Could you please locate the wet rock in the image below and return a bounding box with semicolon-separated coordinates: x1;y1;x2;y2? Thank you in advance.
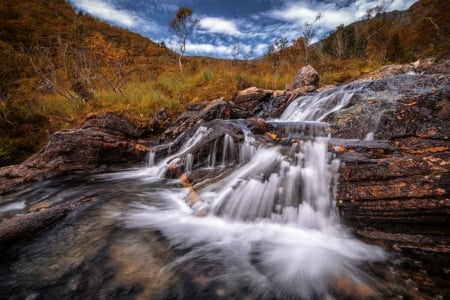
28;129;148;171
0;205;69;245
329;74;450;140
257;86;316;119
146;108;172;137
159;119;247;177
334;72;450;255
162;98;231;140
413;58;450;74
286;65;319;90
232;87;273;117
0;194;100;245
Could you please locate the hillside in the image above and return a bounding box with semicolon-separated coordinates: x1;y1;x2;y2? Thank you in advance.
0;0;449;166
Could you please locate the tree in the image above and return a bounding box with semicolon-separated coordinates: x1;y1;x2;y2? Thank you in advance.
322;24;359;60
362;1;386;20
301;13;321;63
268;37;289;88
231;43;240;64
169;7;199;77
387;32;405;62
86;32;130;95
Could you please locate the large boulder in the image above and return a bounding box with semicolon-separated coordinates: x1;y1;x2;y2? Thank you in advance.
286;65;319;90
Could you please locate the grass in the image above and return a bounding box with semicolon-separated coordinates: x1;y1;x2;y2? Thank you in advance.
23;55;384;132
0;53;393;166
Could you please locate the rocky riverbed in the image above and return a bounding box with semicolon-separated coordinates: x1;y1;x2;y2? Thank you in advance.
0;59;449;299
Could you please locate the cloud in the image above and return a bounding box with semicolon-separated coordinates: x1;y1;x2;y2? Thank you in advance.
268;0;418;32
69;0;164;36
71;0;137;27
268;3;354;29
385;0;417;11
199;17;243;37
186;42;232;56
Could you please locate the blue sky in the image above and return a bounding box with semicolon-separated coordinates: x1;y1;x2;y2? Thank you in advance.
68;0;418;58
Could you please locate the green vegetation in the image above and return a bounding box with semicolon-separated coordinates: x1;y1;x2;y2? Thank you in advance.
0;0;449;166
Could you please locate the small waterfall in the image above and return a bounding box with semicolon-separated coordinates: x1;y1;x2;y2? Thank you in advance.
184;153;193;173
222;134;235;165
281;89;356;121
239;128;257;165
147;150;156;166
122;84;386;299
181;126;211;151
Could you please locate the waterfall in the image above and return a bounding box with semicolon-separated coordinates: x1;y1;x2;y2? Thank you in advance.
123;88;386;299
239;128;257;165
147;150;156;166
222;134;235;165
281;89;355;121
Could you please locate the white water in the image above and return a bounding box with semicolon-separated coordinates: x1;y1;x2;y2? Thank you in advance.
281;89;355;121
121;89;386;299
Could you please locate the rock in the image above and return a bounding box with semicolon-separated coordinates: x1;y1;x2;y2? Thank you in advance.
81;112;146;138
317;85;337;93
332;72;450;255
0;112;150;194
358;59;450;82
358;64;415;81
286;65;319;90
232;87;273;116
0;195;99;245
273;90;286;97
146;108;172;137
285;85;316;100
162;99;231;140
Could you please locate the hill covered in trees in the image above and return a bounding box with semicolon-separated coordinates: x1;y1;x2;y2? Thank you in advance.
0;0;449;166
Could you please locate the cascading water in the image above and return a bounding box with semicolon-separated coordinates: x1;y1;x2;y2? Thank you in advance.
121;89;387;299
2;75;446;299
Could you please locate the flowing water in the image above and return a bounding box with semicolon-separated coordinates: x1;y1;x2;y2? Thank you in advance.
0;76;448;299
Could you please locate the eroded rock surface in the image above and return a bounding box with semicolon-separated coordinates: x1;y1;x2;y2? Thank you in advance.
330;72;450;255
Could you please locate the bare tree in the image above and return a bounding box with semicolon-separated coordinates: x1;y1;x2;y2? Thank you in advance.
231;43;241;63
362;1;386;20
169;7;199;77
268;37;289;88
301;13;321;63
333;25;345;61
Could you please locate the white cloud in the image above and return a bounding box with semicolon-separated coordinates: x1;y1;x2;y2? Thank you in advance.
199;17;243;37
69;0;163;36
269;3;354;29
268;0;418;32
186;42;232;56
386;0;417;11
165;39;232;57
71;0;136;27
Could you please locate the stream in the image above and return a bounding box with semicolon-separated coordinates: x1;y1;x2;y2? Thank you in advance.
0;74;448;299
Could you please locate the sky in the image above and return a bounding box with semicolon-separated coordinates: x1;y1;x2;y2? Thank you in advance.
68;0;418;59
